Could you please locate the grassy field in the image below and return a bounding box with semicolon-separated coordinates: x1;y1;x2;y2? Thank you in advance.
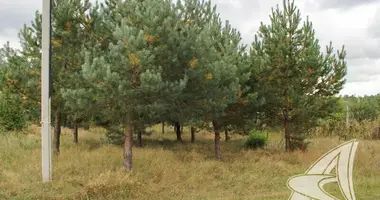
1;125;380;200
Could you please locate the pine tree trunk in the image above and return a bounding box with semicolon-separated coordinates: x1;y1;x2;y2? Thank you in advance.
225;128;230;141
123;121;133;172
191;126;195;143
159;122;164;143
53;109;61;154
137;130;143;147
174;121;182;142
212;120;221;159
73;121;78;144
284;106;290;152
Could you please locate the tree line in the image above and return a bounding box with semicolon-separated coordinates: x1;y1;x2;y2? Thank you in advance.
0;0;347;171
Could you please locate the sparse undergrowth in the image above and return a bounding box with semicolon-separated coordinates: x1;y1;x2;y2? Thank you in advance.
1;125;380;200
289;135;310;152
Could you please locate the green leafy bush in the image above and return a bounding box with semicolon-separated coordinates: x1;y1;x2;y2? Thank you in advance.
244;130;268;149
0;95;26;132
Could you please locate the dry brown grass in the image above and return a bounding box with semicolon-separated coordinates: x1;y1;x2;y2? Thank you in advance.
311;118;380;140
0;124;380;199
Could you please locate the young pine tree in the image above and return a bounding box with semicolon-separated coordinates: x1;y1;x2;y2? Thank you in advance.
250;0;347;151
9;0;94;153
61;0;102;144
77;0;187;171
0;42;40;123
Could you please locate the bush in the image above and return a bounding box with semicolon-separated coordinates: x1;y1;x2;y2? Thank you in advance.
0;95;26;132
244;130;268;149
289;135;310;152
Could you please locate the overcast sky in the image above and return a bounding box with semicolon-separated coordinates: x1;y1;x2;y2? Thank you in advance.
1;0;380;96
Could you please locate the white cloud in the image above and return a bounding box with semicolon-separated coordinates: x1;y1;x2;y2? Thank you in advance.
0;28;21;49
214;0;243;8
341;77;380;96
213;0;380;96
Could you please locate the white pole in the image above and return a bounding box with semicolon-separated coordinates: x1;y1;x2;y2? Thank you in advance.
41;0;52;183
346;103;349;129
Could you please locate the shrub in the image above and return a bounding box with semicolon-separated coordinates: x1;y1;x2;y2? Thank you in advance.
289;135;310;152
244;130;268;149
0;95;26;132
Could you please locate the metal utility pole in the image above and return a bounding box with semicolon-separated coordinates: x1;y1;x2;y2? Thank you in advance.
41;0;52;183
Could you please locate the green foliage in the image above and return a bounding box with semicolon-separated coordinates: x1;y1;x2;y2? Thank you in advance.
349;96;379;122
79;0;186;124
0;0;96;130
244;130;268;149
249;0;347;150
0;94;26;132
103;125;125;146
0;43;39;115
168;0;247;127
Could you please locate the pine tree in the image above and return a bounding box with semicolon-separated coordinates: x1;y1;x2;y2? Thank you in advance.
61;0;102;144
147;0;220;141
207;20;248;158
0;41;41;123
73;0;188;171
215;21;265;137
2;0;95;153
176;1;245;158
0;44;28;131
164;0;253;157
250;0;347;151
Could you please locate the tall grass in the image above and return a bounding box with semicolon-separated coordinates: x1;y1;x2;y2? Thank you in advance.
311;118;380;140
0;125;380;199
